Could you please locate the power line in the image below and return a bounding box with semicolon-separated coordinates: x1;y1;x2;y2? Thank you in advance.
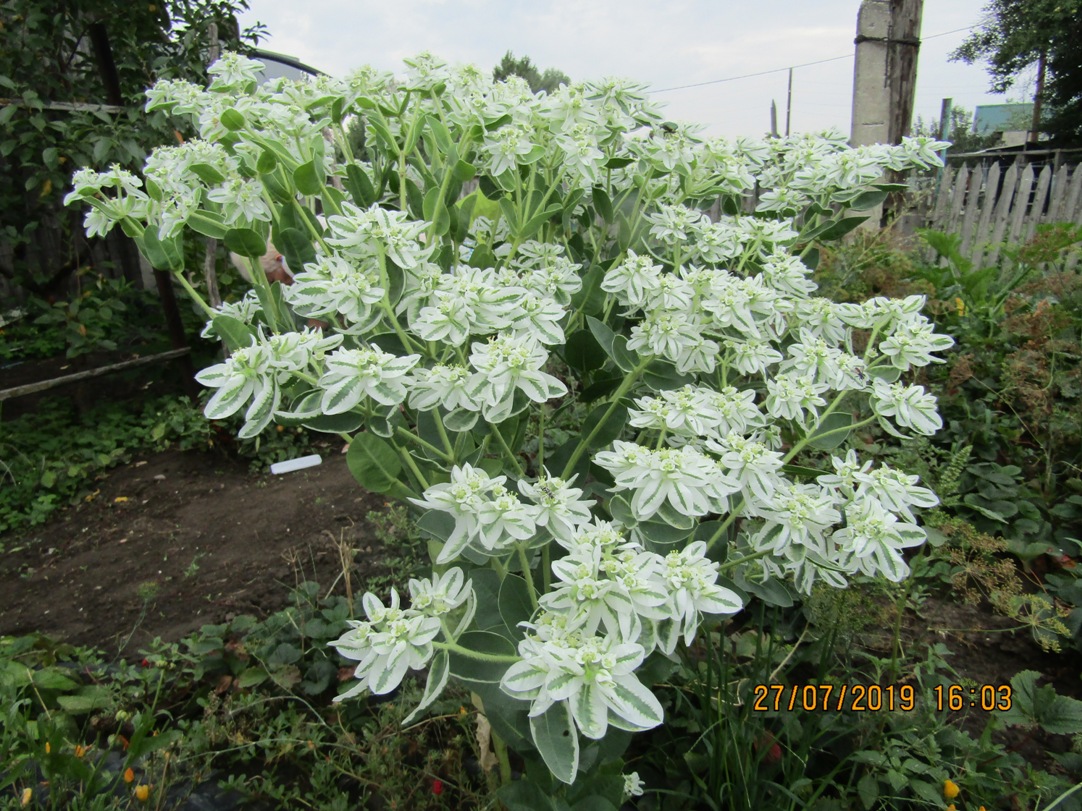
652;24;978;94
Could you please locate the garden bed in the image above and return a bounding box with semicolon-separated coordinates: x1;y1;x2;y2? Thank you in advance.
0;448;388;652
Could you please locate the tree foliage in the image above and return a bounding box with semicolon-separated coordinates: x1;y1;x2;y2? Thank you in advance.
912;105;1001;154
0;0;262;296
951;0;1082;143
492;51;569;95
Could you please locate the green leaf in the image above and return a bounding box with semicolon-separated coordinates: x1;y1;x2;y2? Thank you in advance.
256;150;277;174
29;667;80;692
187;210;228;239
293;159;324;196
452;159;477;183
346;433;403;494
190;162;225;184
563;330;605;375
56;686;113;714
530;703;579;785
643;358;692;391
423;186;451;236
137;228;171;270
999;670;1082;734
403;651;449;724
592;186;613;224
211;315;255;352
237;667;270;689
224;227;270;260
220;108;245;131
847;189;889;211
814;215;868;242
303;411;365;434
498;575;534;639
425;114;453;153
273;226;316;274
610;335;640;373
581;401;628;449
806;412;854;451
498;782;557;811
344;163;376;206
447;630;515;684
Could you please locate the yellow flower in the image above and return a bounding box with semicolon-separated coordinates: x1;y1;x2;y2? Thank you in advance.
74;744;90;758
943;779;960;800
134;784;151;802
44;742;50;754
20;788;32;807
124;767;135;784
954;297;966;316
946;805;956;811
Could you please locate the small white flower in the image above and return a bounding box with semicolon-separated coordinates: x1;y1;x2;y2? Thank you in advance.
318;346;420;414
870;379;943;437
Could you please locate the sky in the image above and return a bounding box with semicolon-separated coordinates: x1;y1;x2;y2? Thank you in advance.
235;0;1026;140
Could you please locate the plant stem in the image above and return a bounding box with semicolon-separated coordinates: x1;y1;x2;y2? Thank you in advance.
432;641;519;663
489;422;525;476
394;426;452;462
516;544;539;611
559;357;650;479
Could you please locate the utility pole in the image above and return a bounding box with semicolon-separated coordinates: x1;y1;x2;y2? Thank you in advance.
850;0;924;146
886;0;923;145
1029;49;1046;144
785;68;793;136
850;0;924;225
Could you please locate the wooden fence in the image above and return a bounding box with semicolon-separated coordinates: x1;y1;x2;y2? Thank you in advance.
922;161;1082;269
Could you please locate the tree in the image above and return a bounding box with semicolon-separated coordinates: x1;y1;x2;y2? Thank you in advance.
492;51;569;94
0;0;262;297
912;105;1000;154
951;0;1082;144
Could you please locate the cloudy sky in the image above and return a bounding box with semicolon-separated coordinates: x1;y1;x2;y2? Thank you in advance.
236;0;1025;139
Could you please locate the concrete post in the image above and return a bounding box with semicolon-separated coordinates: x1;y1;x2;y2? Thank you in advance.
850;0;891;148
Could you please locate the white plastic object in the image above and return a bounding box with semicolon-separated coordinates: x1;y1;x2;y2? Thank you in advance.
270;454;323;475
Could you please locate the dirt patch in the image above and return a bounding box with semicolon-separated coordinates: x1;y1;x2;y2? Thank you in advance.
0;448;388;653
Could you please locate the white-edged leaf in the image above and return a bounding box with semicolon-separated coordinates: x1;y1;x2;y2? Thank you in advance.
402;651;449;725
204;376;253;419
321;376;363;415
602;676;664;731
529;702;579;784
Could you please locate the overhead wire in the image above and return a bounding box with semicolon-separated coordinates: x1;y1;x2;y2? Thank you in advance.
651;24;979;94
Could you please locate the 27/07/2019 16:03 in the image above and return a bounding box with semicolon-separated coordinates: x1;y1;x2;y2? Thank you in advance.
751;683;1013;713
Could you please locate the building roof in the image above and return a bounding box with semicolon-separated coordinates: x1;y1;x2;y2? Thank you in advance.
250;48;324;83
973;103;1034;135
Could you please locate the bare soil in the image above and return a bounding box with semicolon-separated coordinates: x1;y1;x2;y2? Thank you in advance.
0;448;388;653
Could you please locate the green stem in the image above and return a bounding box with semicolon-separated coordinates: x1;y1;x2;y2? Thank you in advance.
559;357;651;479
394;426;452;462
516;544;539;611
492;731;513;786
432;641;519;663
784;413;877;465
704;497;745;554
433;410;456;459
489;422;525;476
396;444;430;490
172;271;215;320
716;548;773;573
781;391;852;464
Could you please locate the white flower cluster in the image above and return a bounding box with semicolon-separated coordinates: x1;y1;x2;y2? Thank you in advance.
498;517;742;738
66;51;957;777
331;569;473;699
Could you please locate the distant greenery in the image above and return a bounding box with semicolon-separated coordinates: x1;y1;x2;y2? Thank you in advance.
0;0;262;298
951;0;1082;143
911;104;1001;154
492;51;569;94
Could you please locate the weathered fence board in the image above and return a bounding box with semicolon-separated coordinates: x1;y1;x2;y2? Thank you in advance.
923;160;1082;269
